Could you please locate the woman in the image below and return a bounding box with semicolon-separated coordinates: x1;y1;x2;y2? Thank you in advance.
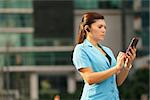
72;12;136;100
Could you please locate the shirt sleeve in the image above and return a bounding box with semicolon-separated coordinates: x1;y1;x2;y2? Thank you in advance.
72;45;92;70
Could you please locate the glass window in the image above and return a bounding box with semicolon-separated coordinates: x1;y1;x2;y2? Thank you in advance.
0;0;32;8
74;0;122;9
0;33;33;47
74;0;98;9
0;33;20;47
34;38;73;46
34;52;72;65
4;51;72;66
0;14;33;27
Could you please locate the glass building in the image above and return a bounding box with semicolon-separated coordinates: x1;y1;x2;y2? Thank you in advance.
0;0;149;100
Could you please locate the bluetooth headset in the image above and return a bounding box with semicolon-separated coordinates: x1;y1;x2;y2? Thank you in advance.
86;28;90;32
85;25;90;32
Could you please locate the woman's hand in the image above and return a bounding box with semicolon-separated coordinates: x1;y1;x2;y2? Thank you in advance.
116;52;126;74
124;47;137;69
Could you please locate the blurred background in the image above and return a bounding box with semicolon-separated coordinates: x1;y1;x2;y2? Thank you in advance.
0;0;149;100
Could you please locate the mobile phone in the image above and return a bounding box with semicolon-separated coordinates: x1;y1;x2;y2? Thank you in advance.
126;37;139;53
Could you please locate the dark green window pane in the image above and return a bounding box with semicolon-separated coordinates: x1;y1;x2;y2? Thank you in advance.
74;0;122;9
34;52;72;65
4;52;72;66
0;14;33;27
0;33;33;47
0;0;32;8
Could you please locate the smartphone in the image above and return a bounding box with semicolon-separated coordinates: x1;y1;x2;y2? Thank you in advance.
126;37;139;53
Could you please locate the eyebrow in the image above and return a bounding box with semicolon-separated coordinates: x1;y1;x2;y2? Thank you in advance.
98;24;106;27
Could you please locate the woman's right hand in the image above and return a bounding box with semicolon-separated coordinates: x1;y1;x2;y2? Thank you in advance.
116;52;126;74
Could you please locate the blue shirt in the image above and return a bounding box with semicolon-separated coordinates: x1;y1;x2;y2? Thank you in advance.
72;39;120;100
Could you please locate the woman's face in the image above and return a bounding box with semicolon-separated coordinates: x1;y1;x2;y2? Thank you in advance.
89;19;106;42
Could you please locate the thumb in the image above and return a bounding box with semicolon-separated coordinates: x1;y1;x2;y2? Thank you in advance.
125;58;129;64
124;58;129;67
119;55;125;66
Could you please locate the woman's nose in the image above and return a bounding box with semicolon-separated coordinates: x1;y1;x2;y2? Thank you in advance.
102;27;106;33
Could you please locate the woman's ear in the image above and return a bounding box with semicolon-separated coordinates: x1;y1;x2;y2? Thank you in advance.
84;25;90;32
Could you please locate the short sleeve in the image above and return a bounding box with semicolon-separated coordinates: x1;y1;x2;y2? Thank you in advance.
72;45;92;70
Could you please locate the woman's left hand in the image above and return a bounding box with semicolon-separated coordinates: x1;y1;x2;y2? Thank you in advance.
124;47;137;69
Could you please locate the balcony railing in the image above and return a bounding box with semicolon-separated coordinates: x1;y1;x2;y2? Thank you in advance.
0;46;74;66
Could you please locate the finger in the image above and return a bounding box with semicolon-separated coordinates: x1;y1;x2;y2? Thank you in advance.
125;58;129;65
125;58;132;67
118;52;124;57
128;48;136;59
125;58;129;63
118;55;125;64
117;52;121;58
133;48;137;57
133;47;136;52
120;55;126;64
124;58;130;67
119;54;126;62
118;55;124;62
128;47;134;55
126;53;132;60
127;51;132;57
117;52;124;60
130;47;136;55
132;47;137;56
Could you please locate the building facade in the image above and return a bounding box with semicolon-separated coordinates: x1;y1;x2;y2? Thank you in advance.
0;0;149;100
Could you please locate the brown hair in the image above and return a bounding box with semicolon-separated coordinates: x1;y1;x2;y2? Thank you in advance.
76;12;104;44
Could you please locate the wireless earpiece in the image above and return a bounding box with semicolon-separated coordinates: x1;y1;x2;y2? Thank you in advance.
86;28;90;32
85;25;90;32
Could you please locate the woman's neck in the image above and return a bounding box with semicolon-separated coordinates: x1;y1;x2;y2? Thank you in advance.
86;36;98;47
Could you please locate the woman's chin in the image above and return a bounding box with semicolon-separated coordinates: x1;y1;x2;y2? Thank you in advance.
99;38;104;42
96;39;103;42
94;37;105;42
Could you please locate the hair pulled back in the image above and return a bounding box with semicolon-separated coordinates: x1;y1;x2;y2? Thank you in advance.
76;12;104;44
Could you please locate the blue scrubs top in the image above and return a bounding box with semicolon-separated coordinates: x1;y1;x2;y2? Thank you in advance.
72;39;120;100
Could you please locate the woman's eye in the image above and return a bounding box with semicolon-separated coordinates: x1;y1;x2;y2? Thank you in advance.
98;25;106;29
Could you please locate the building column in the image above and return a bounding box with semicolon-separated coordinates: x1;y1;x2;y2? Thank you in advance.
67;75;76;94
0;73;3;90
30;72;38;100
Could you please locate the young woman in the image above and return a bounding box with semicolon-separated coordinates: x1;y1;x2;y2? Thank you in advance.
72;12;136;100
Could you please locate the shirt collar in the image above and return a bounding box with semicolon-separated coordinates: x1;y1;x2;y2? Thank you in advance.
83;39;111;66
83;39;93;47
83;39;102;48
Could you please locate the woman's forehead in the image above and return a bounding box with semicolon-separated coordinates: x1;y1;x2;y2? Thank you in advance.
93;19;106;26
92;19;106;26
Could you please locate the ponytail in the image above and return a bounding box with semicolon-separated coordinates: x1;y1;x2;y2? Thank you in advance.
76;22;86;44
